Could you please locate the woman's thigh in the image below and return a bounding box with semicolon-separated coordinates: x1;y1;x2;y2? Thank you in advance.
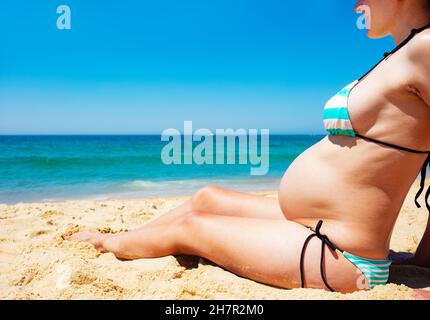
179;211;363;293
192;186;286;220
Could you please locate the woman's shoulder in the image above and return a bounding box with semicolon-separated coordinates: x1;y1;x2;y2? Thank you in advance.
404;29;430;106
406;29;430;60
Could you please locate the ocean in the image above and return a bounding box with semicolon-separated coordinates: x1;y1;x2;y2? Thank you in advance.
0;135;324;204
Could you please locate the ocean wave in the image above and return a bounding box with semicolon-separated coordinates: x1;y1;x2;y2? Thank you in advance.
117;177;280;192
0;155;162;168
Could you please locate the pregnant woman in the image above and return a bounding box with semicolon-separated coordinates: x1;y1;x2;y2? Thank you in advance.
68;0;430;293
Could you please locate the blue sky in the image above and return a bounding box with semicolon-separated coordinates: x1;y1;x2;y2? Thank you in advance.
0;0;393;134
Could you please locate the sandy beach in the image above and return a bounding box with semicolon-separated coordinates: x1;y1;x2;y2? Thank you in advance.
1;182;429;300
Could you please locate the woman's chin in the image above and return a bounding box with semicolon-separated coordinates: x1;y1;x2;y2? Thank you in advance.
366;32;379;39
366;29;389;39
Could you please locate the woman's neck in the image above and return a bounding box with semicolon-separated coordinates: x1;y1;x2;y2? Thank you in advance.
391;4;430;45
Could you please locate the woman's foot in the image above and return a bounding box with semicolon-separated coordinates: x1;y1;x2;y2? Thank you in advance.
66;218;182;260
66;231;111;253
67;230;148;259
66;200;191;259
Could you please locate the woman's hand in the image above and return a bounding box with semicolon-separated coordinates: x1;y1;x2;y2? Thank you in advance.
389;251;430;268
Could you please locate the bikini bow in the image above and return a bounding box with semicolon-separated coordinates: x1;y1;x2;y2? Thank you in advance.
300;220;343;292
312;220;340;252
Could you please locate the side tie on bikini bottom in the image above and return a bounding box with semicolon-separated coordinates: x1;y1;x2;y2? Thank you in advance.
299;220;343;292
414;153;430;214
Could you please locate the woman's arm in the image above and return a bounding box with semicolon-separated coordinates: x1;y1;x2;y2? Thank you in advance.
391;31;430;267
407;31;430;107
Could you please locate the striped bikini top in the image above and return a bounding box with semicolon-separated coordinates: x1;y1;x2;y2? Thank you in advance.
322;22;430;215
323;80;358;137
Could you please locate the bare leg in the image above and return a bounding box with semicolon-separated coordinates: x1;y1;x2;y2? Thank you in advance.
146;186;285;229
189;186;285;219
68;211;361;292
69;186;285;250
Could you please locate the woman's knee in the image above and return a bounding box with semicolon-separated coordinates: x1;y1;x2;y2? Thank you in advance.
191;185;224;210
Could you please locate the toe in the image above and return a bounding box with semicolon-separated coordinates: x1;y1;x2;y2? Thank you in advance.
67;231;93;242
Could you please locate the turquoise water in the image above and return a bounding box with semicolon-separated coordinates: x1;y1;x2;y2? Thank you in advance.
0;135;324;203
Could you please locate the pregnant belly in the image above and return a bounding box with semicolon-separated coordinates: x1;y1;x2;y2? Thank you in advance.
277;137;412;257
278;146;353;223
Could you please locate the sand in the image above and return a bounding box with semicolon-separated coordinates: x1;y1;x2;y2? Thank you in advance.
0;183;429;300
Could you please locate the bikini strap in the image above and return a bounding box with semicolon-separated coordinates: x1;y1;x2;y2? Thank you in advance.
383;21;430;58
358;21;430;82
415;153;430;214
355;133;430;154
300;220;343;292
